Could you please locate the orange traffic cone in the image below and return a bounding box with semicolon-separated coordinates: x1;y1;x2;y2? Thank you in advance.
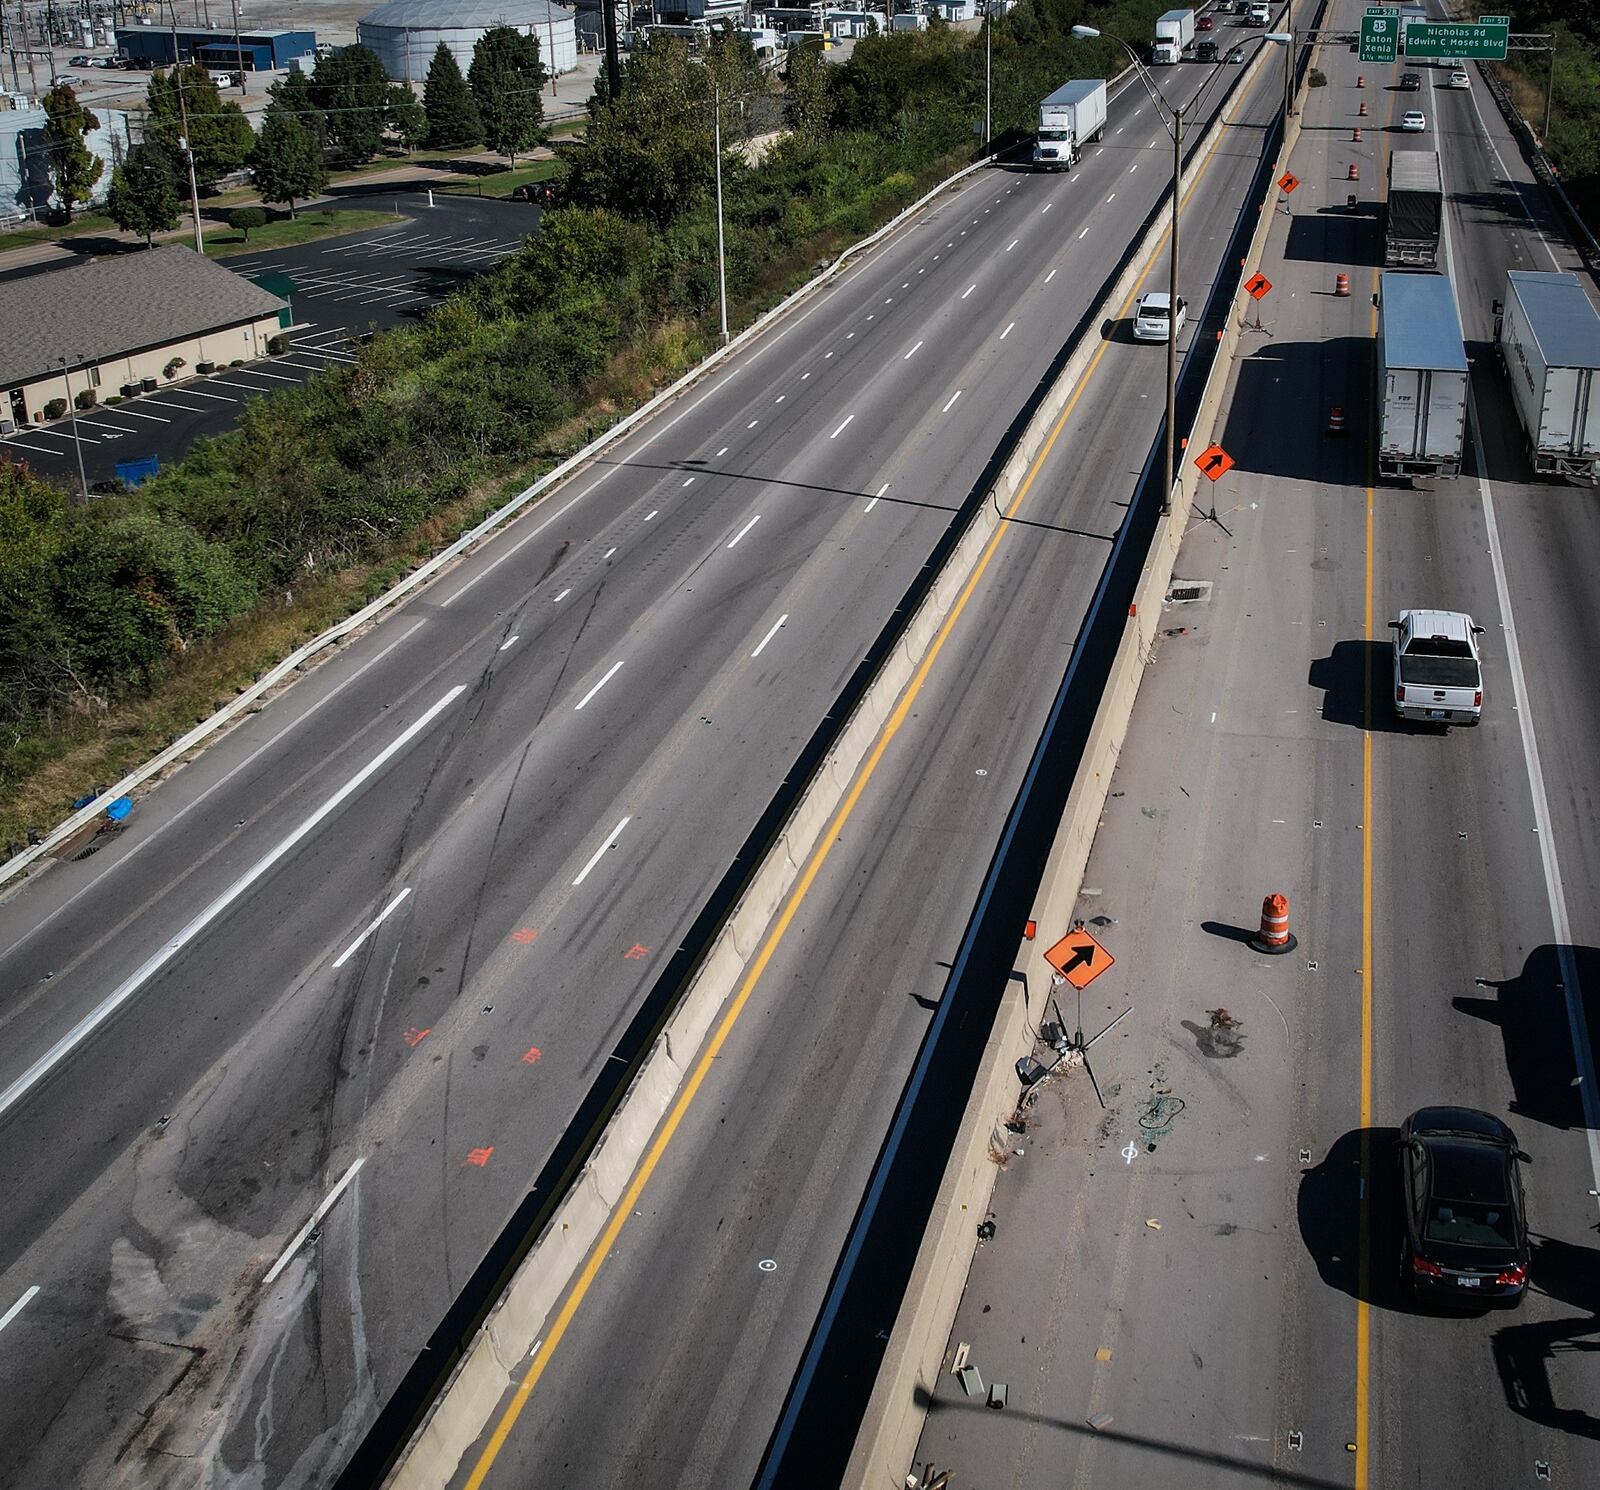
1335;272;1351;296
1250;894;1298;955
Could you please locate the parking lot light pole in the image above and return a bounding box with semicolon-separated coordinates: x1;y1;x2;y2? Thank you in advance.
57;355;91;506
1071;25;1289;516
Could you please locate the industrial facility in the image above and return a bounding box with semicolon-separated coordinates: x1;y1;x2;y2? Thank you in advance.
356;0;578;84
112;25;317;72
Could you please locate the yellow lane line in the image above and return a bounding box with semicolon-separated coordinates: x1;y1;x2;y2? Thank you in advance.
463;124;1238;1490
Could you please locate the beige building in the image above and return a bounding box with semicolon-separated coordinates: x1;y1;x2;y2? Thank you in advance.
0;246;289;432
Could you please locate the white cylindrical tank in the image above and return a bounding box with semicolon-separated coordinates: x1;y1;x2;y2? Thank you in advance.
357;0;579;84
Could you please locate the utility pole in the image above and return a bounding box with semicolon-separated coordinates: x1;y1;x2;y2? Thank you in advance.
983;5;991;151
1164;101;1180;517
1543;40;1555;140
168;0;203;252
713;78;728;345
230;0;244;91
600;0;620;101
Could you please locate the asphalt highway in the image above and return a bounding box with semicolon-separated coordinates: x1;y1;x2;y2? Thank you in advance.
915;4;1600;1487
0;26;1294;1490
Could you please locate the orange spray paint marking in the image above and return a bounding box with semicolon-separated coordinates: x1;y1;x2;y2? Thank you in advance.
624;944;650;961
521;1047;542;1065
403;1027;431;1048
510;927;540;945
465;1147;494;1167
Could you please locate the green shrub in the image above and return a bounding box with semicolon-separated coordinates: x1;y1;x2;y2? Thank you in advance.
75;388;97;410
228;205;268;239
1309;68;1327;88
42;398;67;420
266;334;291;355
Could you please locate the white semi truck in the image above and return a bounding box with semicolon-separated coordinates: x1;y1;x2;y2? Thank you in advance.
1153;8;1195;65
1494;269;1600;483
1376;270;1468;480
1031;78;1108;170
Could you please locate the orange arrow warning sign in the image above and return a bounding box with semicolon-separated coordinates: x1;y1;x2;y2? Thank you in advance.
1194;444;1235;482
1278;171;1300;193
1244;272;1272;300
1044;926;1115;990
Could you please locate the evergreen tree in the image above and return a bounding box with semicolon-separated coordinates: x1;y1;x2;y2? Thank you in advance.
387;83;429;151
105;141;181;245
309;44;392;162
423;42;482;149
145;65;254;191
249;114;327;218
42;84;102;219
469;26;546;163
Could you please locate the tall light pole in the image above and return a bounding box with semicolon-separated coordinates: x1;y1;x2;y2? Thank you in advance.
983;5;992;152
57;355;91;506
713;79;728;345
1072;25;1289;516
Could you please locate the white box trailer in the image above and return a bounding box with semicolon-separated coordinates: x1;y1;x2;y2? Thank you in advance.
1495;269;1600;482
1377;271;1468;480
1153;8;1195;64
1031;78;1107;170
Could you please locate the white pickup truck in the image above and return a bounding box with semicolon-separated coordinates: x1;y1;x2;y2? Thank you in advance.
1390;609;1485;725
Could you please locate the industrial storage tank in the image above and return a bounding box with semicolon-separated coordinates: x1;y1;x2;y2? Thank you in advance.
357;0;578;84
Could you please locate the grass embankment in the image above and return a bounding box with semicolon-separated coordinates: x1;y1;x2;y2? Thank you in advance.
204;207;403;257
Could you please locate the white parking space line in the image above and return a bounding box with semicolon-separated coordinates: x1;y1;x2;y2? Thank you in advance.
727;513;761;548
0;1286;40;1334
573;659;624;711
227;367;305;383
331;888;412;970
751;614;788;658
571;817;631;887
178;388;237;402
0;687;466;1123
125;397;199;412
0;435;61;453
263;1158;366;1286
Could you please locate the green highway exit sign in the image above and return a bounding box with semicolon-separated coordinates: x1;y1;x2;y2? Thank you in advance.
1403;17;1509;61
1360;8;1398;65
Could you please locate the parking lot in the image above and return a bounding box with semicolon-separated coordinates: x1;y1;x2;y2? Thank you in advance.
2;195;535;487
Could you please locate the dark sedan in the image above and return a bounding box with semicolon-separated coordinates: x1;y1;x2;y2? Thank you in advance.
1399;1107;1530;1308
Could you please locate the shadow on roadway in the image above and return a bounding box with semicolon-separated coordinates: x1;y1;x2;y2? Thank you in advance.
1492;1234;1600;1442
1214;337;1369;480
1285;206;1381;269
916;1388;1352;1486
1453;945;1600;1134
1307;639;1415;733
1298;1126;1416;1312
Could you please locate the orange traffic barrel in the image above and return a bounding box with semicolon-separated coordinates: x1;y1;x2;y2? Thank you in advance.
1357;74;1365;88
1359;100;1368;116
1327;405;1348;436
1250;893;1298;955
1348;161;1360;180
1353;126;1363;141
1334;272;1350;296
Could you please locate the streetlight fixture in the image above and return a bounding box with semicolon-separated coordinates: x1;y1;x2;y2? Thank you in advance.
55;354;91;506
713;80;729;346
1071;25;1289;516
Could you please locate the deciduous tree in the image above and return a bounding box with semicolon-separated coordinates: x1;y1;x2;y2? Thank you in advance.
469;25;546;163
309;44;392;162
249;114;327;217
105;141;181;245
42;84;102;219
145;66;255;191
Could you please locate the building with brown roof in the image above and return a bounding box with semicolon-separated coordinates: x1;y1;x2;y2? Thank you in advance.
0;246;289;434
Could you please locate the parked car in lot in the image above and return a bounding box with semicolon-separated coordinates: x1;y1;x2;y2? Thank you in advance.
54;73;83;86
1390;608;1484;724
1399;1107;1530;1309
1401;109;1428;132
69;53;92;66
1132;291;1187;342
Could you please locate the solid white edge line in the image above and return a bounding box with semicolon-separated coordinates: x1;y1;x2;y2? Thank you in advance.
0;1285;39;1334
728;514;762;547
751;613;789;658
573;659;624;711
1436;138;1600;1198
830;415;854;440
0;689;465;1122
331;887;413;970
263;1157;367;1286
572;816;631;887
